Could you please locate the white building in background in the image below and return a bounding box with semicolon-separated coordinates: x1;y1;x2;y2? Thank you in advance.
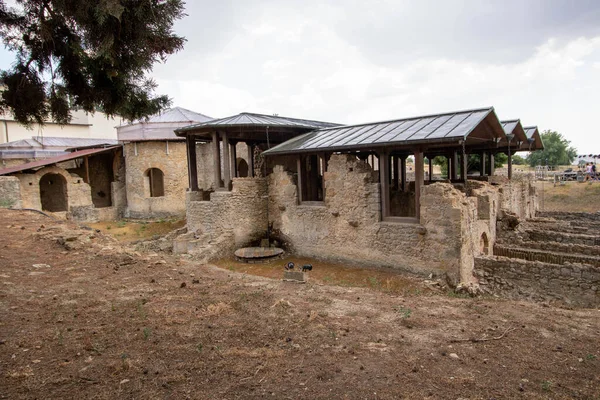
0;109;121;144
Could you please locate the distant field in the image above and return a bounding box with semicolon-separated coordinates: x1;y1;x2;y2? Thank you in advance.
538;180;600;213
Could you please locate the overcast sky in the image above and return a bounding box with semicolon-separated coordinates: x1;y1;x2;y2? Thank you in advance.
1;0;599;152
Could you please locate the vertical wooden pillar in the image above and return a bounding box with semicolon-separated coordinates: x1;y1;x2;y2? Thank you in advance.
84;156;90;184
480;152;486;177
309;155;319;200
414;149;424;221
489;153;495;176
247;143;255;177
230;142;237;178
211;131;222;188
296;156;303;203
451;151;459;181
379;152;390;219
222;132;231;190
186;135;199;191
428;156;433;182
401;156;407;192
319;154;327;200
392;155;399;189
508;148;513;180
462;148;468;184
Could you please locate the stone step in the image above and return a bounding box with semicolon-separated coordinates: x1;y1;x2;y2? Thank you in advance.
495;239;600;258
493;245;600;267
523;229;600;247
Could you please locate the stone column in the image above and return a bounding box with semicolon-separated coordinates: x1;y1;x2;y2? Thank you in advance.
186;135;199;191
222;132;231;190
211;131;222;189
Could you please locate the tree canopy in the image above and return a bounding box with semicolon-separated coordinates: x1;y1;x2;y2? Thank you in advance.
526;130;577;167
0;0;186;126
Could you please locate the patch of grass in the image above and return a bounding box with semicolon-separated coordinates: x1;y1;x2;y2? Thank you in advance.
541;380;552;391
143;327;151;340
0;199;15;208
117;221;127;228
367;276;381;288
446;290;470;299
106;225;111;230
196;343;203;353
586;354;597;361
394;306;412;319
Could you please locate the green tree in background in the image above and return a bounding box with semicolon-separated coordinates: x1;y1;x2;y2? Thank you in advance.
526;130;576;167
512;154;527;165
433;153;507;178
0;0;186;126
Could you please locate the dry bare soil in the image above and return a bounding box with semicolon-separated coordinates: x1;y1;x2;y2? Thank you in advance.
1;210;599;399
539;180;600;213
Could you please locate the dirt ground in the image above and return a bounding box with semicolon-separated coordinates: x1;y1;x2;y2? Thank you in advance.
538;180;600;213
1;210;599;399
88;218;186;242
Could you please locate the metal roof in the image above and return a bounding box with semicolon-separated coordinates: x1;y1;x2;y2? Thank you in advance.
117;107;214;141
263;107;502;155
121;106;213;126
523;126;544;150
0;146;120;176
175;112;339;135
0;136;118;149
500;119;528;149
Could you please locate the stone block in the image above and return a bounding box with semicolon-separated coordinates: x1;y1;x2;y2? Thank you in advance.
283;271;307;282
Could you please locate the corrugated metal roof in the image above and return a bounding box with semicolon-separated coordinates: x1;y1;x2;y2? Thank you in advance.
0;146;120;176
523;126;544;150
523;126;538;140
263;107;497;155
175;112;339;135
0;137;118;149
501;120;519;135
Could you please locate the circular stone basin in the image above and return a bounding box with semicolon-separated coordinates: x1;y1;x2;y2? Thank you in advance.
234;247;284;263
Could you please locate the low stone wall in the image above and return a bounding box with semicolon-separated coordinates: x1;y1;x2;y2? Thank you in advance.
498;176;538;219
538;211;600;222
185;178;268;259
0;176;22;208
525;229;599;246
494;245;600;267
475;256;599;307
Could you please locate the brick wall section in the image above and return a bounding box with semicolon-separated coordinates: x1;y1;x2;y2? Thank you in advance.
494;245;600;267
475;256;600;307
0;176;22;208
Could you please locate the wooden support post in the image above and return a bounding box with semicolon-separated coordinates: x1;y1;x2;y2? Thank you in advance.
222;132;231;190
309;155;319;200
414;149;424;221
428;156;433;182
230;142;237;178
212;131;222;188
451;151;459;181
247;143;255;177
379;152;390;219
392;155;399;189
296;156;303;203
462;147;468;184
507;148;513;180
84;156;90;184
489;153;495;176
401;156;407;192
480;152;486;177
320;154;327;200
186;135;199;191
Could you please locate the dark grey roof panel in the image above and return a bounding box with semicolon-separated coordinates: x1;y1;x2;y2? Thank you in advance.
263;107;498;156
523;126;538;139
501;120;519;135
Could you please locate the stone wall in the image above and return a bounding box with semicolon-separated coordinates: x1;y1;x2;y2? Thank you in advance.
267;154;499;282
475;256;599;307
125;141;250;218
0;176;22;208
124;141;189;218
498;175;538;219
184;178;268;259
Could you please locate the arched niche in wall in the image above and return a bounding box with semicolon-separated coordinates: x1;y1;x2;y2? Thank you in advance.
145;168;165;197
39;173;68;212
